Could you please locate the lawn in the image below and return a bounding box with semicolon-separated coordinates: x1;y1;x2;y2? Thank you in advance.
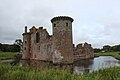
0;63;120;80
95;52;120;60
0;52;120;61
0;52;22;60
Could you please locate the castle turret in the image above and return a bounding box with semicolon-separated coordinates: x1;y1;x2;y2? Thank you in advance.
22;26;31;59
51;16;74;64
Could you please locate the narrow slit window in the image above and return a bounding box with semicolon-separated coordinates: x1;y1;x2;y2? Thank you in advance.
25;41;27;44
66;23;68;26
53;23;56;27
25;47;26;50
36;32;39;43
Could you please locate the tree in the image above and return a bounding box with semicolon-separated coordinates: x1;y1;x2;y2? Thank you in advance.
110;44;120;52
102;45;111;52
0;43;2;51
12;44;20;52
94;48;101;53
14;39;23;52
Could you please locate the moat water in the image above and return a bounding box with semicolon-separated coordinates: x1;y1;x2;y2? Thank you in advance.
1;56;120;73
74;56;120;73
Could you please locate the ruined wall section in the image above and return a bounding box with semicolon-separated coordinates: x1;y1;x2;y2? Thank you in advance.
36;41;53;61
30;27;53;61
83;43;94;58
74;43;94;61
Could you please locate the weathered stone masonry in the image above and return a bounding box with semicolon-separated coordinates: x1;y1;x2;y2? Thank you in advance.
22;16;94;64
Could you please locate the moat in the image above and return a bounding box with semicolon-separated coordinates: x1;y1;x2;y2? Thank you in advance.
1;56;120;73
74;56;120;73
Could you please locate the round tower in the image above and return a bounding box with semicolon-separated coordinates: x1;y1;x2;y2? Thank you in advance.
51;16;74;64
22;26;31;60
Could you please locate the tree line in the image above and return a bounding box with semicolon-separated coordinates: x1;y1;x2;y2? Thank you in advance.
0;39;120;53
94;44;120;53
0;39;22;52
0;43;20;52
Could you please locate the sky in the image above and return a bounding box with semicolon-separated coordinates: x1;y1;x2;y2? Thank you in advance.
0;0;120;48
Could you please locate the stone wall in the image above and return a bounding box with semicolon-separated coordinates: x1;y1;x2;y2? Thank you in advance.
29;27;53;61
22;16;94;64
51;16;74;64
74;42;94;61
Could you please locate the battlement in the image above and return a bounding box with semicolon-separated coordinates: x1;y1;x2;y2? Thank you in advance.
51;16;74;23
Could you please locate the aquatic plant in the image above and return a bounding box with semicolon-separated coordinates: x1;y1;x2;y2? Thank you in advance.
0;63;120;80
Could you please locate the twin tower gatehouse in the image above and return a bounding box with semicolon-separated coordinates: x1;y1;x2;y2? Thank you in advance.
22;16;94;64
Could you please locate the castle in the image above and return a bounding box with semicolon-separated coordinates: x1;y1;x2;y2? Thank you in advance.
22;16;94;64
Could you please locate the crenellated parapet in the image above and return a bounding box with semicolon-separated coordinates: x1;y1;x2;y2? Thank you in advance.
51;16;74;23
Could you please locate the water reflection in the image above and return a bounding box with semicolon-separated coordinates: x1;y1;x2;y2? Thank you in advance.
91;56;120;71
73;59;93;73
21;56;120;73
74;56;120;73
22;60;73;71
1;56;120;73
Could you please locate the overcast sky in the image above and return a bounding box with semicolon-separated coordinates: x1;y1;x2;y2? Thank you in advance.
0;0;120;48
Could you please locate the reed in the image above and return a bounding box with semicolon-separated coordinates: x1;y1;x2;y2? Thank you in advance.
0;63;120;80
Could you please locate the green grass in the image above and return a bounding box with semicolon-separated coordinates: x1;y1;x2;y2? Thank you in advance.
0;52;120;80
95;52;120;60
0;63;120;80
0;52;22;60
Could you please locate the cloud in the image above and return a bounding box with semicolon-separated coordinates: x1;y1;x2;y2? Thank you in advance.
0;0;55;43
73;19;120;48
0;0;120;48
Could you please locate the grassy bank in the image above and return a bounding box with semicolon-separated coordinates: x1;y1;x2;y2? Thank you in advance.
0;63;120;80
95;52;120;60
0;52;21;60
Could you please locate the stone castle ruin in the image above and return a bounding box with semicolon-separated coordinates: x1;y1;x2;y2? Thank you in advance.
22;16;94;64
